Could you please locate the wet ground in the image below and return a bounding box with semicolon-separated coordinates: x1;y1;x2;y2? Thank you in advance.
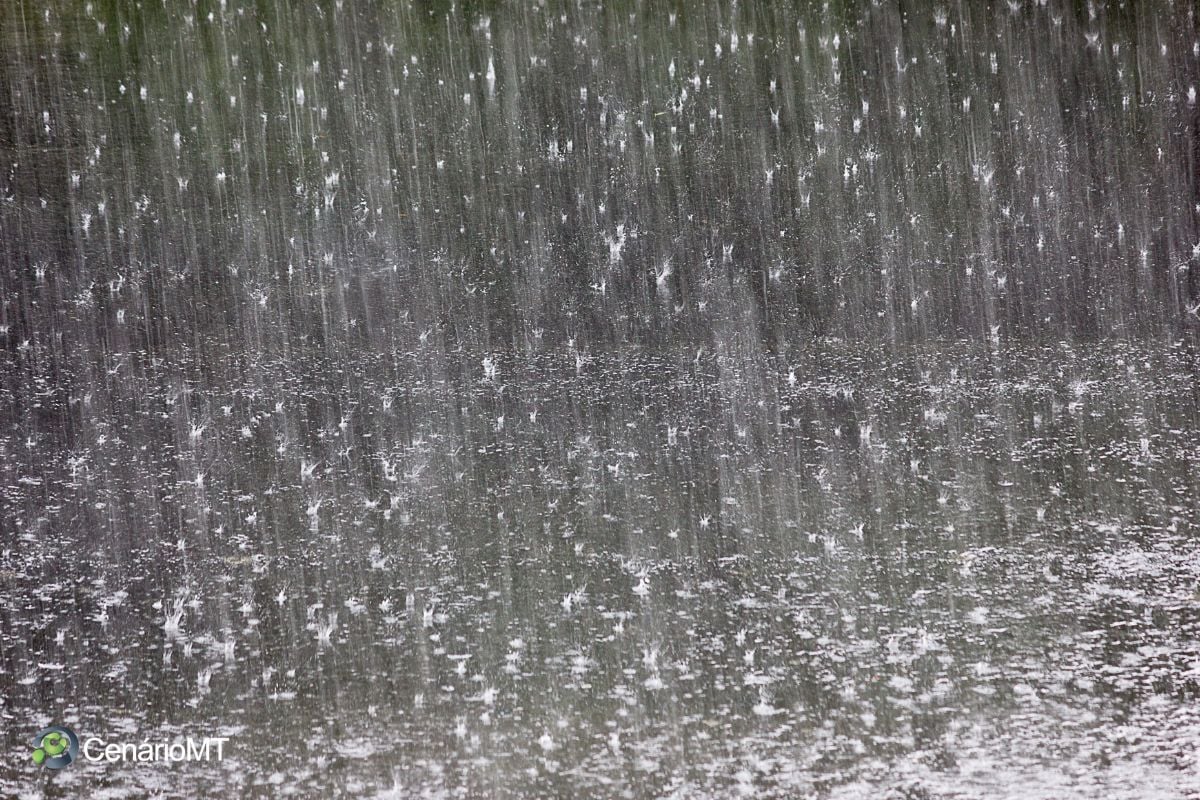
3;340;1200;797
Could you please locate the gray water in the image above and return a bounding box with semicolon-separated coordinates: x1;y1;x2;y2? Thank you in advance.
2;1;1200;798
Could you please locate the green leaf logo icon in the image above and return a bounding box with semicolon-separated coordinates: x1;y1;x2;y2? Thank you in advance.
32;727;79;769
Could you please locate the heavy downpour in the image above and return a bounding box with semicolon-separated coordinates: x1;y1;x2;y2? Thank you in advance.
2;0;1199;797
